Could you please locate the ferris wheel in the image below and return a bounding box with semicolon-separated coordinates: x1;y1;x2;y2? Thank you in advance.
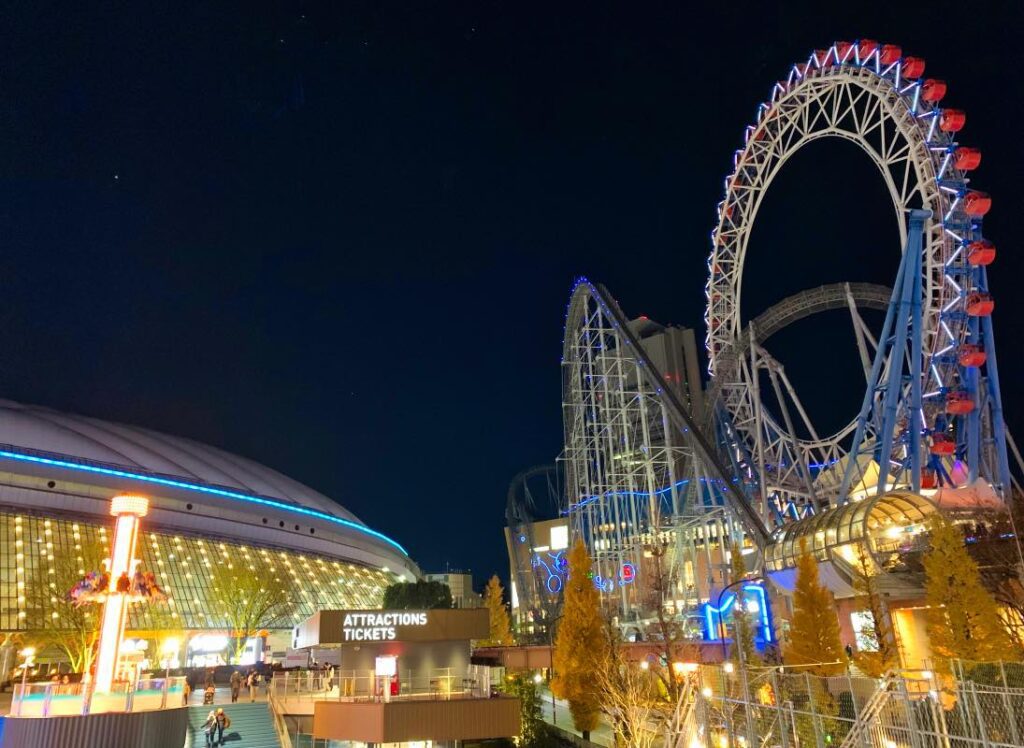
705;41;1010;522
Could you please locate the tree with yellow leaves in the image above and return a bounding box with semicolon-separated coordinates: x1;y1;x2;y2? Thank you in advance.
785;539;845;676
482;575;514;646
552;540;608;739
923;515;1012;663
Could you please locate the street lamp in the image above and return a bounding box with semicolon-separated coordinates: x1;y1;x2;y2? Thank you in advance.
546;612;564;726
17;647;36;716
162;637;180;679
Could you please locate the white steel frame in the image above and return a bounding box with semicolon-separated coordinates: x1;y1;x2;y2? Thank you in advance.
706;45;978;521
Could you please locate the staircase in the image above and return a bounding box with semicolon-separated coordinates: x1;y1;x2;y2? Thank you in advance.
186;703;281;748
838;676;894;748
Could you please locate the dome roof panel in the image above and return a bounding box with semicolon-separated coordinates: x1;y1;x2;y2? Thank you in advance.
0;399;359;523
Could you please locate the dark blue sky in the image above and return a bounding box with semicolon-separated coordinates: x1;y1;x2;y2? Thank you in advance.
2;2;1023;585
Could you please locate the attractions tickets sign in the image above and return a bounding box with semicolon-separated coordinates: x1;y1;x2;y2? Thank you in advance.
293;608;490;648
342;611;428;641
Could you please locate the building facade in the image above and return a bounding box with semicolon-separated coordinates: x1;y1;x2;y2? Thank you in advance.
424;571;481;609
0;398;418;668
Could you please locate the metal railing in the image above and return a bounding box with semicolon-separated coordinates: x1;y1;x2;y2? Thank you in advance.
269;668;488;704
688;664;1024;748
11;676;187;718
266;687;295;748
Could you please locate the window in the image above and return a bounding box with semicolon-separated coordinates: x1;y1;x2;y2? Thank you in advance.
550;524;569;551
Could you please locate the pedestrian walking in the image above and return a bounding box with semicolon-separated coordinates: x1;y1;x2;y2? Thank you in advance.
202;710;217;748
229;670;242;703
247;670;257;702
210;707;231;746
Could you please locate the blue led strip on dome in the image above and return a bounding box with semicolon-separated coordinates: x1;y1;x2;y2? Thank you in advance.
0;448;409;556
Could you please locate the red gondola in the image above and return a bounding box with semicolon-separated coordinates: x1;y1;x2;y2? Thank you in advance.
858;39;879;59
921;79;947;102
931;434;955;456
966;239;995;266
958;344;987;368
966;292;994;317
953;147;981;171
945;390;974;415
921;470;938;490
902;57;926;78
815;49;832;67
880;44;902;66
835;41;853;61
963;191;991;217
940;109;966;132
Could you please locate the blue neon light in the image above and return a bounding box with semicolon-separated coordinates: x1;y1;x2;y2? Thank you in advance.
702;583;774;644
532;550;566;594
0;448;408;556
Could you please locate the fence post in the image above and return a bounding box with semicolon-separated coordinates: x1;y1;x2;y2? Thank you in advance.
739;665;757;748
968;681;993;748
81;680;93;715
160;677;169;709
42;684;53;717
900;676;926;748
770;670;788;748
804;673;825;748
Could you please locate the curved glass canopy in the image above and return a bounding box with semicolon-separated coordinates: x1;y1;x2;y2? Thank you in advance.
765;491;937;572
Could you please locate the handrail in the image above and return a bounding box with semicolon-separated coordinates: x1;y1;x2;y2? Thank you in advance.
838;674;895;748
267;689;295;748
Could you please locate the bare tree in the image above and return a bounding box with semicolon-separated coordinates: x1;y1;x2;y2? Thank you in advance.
640;541;700;704
595;631;661;748
209;561;295;663
24;541;106;672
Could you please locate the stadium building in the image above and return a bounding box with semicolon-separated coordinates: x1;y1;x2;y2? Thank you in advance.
0;398;418;668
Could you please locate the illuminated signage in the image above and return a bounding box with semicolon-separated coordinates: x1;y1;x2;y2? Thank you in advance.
342;612;428;641
702;583;775;644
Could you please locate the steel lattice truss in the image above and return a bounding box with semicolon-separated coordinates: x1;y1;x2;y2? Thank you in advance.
561;285;693;588
705;42;1010;522
561;281;769;619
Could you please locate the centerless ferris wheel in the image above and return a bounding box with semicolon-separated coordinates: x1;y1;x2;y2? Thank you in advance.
562;41;1017;603
706;39;1012;526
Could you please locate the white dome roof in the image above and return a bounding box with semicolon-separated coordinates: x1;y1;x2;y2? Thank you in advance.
0;398;360;523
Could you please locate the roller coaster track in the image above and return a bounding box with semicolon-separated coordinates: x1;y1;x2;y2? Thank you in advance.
566;280;771;547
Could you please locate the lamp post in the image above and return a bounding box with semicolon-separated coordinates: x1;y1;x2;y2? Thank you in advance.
161;637;180;680
16;646;36;716
546;612;563;726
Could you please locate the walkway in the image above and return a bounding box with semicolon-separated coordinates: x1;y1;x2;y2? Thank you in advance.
537;686;613;747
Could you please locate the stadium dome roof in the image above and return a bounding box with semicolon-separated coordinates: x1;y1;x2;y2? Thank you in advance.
0;398;359;522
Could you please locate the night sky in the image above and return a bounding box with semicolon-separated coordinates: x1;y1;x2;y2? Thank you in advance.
2;2;1023;586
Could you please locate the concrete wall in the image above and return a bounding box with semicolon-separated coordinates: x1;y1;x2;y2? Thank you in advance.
313;697;520;742
0;707;189;748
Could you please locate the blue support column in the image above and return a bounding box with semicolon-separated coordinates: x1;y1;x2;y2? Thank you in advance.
965;313;981;484
909;233;923;493
837;210;930;502
978;266;1012;497
874;213;925;496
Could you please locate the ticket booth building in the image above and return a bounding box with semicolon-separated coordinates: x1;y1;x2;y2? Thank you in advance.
292;608;520;745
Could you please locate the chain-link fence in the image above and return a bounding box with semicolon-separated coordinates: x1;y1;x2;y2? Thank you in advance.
687;664;1024;748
